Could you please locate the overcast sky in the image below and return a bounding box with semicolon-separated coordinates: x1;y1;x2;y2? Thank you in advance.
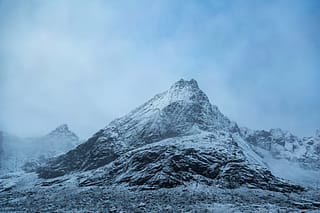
1;0;319;139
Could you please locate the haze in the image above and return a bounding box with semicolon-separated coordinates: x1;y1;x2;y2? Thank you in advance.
0;0;319;139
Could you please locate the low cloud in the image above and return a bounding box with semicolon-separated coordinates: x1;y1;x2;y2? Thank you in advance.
0;0;319;138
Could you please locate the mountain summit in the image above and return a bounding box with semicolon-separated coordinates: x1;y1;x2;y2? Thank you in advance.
165;78;204;105
37;79;303;192
107;79;234;144
47;124;79;143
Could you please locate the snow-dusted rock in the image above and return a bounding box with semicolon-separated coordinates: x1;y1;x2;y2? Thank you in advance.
38;79;234;177
78;133;302;192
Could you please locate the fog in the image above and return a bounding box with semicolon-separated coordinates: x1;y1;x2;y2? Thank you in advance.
1;0;319;139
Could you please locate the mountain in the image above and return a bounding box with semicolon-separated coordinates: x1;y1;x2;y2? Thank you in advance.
37;79;303;192
3;79;320;212
240;127;320;186
0;124;80;174
31;124;80;157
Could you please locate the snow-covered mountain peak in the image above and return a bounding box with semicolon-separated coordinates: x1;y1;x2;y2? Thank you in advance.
134;78;212;116
0;125;81;174
105;79;232;144
37;79;242;179
47;124;79;141
35;79;307;196
164;78;208;105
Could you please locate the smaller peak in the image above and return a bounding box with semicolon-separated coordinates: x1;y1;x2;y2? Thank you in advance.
47;124;79;141
315;129;320;138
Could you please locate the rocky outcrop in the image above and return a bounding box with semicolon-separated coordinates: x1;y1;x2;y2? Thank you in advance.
78;133;303;192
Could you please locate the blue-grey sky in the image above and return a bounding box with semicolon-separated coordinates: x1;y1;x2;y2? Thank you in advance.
0;0;319;138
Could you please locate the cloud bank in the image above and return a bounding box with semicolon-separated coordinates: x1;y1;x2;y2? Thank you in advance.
0;0;319;138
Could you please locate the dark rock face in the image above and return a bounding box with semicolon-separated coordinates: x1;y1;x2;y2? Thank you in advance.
37;130;122;178
37;79;304;193
77;135;303;193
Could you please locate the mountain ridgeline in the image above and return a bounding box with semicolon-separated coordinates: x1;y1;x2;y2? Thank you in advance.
36;79;319;192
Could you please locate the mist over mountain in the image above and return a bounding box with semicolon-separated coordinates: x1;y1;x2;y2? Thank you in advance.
1;1;320;139
0;124;80;174
1;0;320;211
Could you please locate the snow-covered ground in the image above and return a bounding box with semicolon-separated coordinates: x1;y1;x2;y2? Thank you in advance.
0;171;320;212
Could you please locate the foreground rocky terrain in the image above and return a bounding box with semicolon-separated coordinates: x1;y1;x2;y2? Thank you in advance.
0;79;319;212
0;173;320;212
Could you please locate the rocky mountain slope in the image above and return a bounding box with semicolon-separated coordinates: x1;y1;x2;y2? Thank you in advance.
37;79;303;193
0;124;80;174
